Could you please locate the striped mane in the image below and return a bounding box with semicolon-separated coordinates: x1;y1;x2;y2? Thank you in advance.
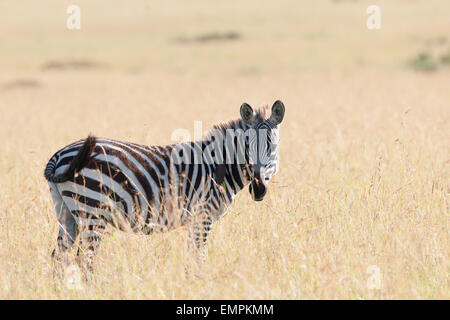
202;106;270;142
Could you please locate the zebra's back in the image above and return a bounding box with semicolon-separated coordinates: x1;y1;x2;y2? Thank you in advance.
45;137;210;234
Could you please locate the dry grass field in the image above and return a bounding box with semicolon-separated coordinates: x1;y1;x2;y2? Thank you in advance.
0;0;449;299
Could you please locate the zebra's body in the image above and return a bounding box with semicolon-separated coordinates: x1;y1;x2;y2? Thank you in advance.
45;101;285;266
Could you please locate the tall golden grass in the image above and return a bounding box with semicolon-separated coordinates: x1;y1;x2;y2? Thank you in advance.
0;0;448;299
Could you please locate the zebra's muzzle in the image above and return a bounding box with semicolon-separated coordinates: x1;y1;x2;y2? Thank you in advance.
249;178;267;201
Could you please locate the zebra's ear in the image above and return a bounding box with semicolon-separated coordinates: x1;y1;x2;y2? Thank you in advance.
215;164;226;185
269;100;285;125
240;103;258;126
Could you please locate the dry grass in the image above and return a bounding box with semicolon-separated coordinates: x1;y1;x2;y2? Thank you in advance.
0;0;449;299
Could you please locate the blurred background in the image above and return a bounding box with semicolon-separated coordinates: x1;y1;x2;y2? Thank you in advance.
2;0;450;73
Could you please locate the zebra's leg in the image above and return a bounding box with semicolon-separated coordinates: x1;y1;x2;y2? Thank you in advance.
188;215;213;262
185;214;213;276
49;183;81;285
49;183;79;259
75;210;107;275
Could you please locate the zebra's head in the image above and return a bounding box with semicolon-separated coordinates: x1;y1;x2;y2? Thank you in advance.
240;100;285;201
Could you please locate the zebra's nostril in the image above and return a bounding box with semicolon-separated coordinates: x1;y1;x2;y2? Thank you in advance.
249;179;267;201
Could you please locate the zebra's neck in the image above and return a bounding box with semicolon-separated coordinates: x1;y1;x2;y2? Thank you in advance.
169;116;254;206
222;160;249;197
202;117;251;197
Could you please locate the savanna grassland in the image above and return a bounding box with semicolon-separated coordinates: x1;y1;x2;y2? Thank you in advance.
0;0;448;299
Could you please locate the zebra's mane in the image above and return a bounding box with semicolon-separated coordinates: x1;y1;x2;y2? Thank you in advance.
202;106;270;142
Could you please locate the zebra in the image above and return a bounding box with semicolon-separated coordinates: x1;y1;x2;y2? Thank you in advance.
45;100;285;269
